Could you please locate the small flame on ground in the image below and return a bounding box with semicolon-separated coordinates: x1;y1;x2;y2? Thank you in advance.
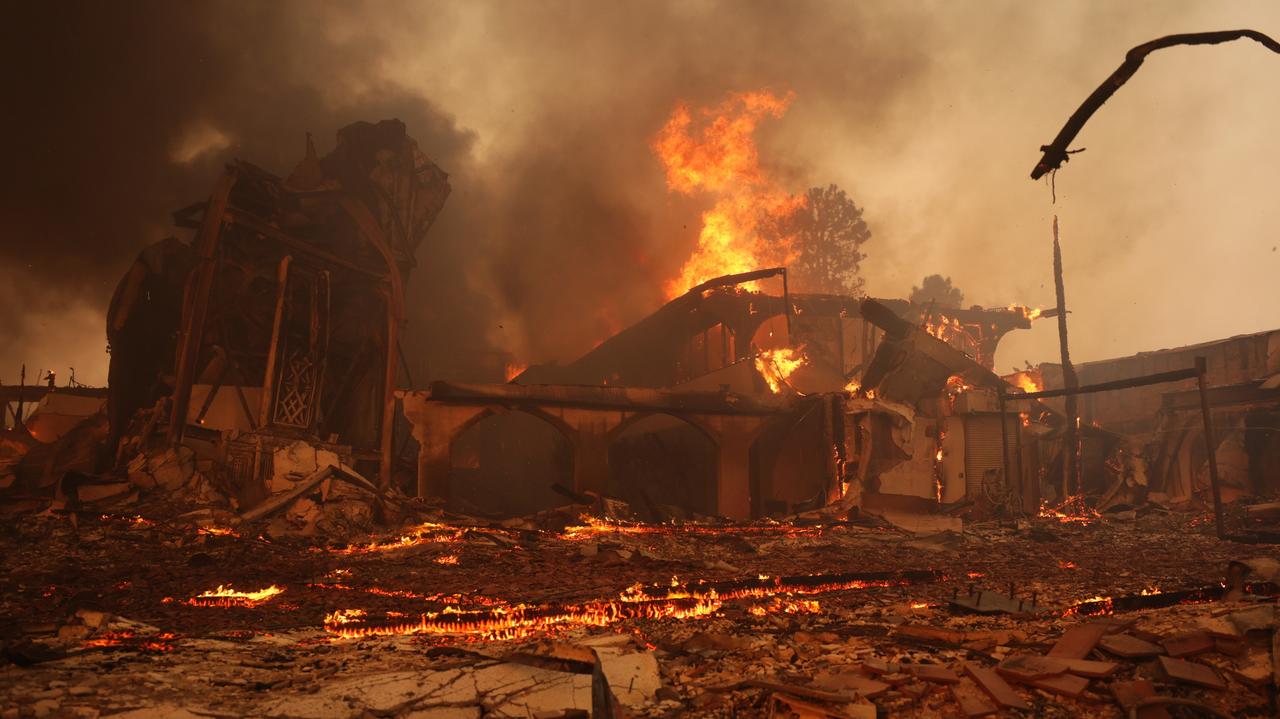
329;522;465;554
560;516;827;540
324;570;939;641
172;584;284;608
1038;497;1101;525
434;554;459;565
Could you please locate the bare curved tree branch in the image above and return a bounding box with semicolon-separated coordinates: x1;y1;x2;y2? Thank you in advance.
1030;29;1280;180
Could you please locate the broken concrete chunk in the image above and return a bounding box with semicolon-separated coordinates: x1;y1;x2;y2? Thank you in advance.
592;649;660;708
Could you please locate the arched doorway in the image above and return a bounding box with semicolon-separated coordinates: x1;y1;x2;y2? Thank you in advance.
750;402;830;517
450;410;574;517
608;414;717;518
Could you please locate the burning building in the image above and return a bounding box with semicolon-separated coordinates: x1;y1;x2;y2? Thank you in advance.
5;18;1280;714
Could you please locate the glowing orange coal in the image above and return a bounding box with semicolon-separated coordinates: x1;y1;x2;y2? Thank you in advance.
653;90;806;297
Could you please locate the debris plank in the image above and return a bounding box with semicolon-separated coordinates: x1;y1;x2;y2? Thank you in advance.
949;678;998;718
1060;658;1118;678
1111;680;1172;719
1025;672;1090;697
1160;630;1214;658
1048;623;1108;659
962;662;1029;710
1157;656;1226;690
996;654;1068;682
1097;633;1163;659
909;664;960;684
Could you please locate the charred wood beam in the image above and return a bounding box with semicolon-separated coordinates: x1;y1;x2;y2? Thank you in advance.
1002;366;1197;401
1162;382;1280;411
223;207;387;281
1195;356;1226;539
168;168;237;444
1052;217;1079;497
336;195;406;490
1030;29;1280;179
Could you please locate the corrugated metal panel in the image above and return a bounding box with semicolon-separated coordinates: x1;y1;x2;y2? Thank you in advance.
964;414;1018;502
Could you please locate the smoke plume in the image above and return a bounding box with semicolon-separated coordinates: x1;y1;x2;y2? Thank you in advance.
3;1;1279;386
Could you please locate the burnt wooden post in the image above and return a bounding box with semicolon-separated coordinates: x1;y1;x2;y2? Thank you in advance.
1195;356;1226;539
997;384;1012;510
258;255;293;426
15;364;25;431
169;169;237;443
1052;216;1080;498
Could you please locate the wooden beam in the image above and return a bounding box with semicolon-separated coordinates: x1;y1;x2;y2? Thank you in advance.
169;168;237;443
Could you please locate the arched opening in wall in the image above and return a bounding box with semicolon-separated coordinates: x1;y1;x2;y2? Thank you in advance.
608;414;717;519
750;314;789;352
450;410;573;518
750;402;830;517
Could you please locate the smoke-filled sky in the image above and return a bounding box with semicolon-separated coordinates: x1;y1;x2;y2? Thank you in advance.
3;0;1278;386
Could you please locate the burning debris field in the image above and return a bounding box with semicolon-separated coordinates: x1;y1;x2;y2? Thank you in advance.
5;4;1280;718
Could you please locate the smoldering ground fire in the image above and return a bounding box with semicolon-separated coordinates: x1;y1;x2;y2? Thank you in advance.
4;4;1280;719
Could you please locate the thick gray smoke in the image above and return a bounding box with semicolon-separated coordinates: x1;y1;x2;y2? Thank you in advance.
3;1;1279;386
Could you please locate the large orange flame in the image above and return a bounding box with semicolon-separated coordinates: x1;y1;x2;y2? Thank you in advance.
653;91;806;297
754;347;807;393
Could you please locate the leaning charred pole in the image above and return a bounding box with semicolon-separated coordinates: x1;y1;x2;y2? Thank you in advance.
1030;29;1280;179
1051;217;1080;498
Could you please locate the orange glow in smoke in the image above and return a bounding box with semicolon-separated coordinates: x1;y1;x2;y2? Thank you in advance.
504;363;527;382
653;91;806;297
755;347;807;393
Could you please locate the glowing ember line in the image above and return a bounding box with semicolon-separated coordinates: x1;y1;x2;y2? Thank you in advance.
172;584;283;608
560;516;828;540
328;522;466;554
1061;582;1279;617
323;570;941;641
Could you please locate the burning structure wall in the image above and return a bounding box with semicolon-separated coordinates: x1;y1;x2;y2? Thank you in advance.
403;270;1043;522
